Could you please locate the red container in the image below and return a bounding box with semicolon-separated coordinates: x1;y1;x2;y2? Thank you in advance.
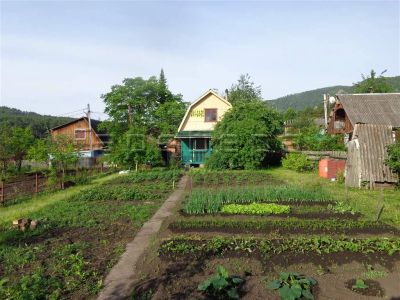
319;158;346;179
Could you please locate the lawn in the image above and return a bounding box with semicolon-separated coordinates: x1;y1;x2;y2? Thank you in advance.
0;169;182;299
132;168;400;300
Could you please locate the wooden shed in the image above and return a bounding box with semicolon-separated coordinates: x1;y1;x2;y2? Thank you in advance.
51;117;108;156
345;124;398;188
327;93;400;139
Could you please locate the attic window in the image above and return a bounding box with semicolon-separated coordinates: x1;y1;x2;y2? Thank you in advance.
205;109;217;122
75;129;86;140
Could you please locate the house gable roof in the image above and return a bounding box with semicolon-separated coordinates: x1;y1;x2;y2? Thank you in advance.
336;93;400;127
51;117;108;143
177;89;232;132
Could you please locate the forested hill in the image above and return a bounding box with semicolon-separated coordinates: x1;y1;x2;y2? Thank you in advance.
0;106;74;138
267;75;400;111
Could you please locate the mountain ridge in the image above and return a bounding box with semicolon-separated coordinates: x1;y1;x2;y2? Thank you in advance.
267;76;400;111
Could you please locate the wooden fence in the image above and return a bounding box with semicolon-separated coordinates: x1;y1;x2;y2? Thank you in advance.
0;166;109;204
286;149;347;160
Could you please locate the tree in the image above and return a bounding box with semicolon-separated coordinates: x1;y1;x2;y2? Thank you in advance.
0;126;13;176
353;69;394;93
108;127;161;170
386;141;400;183
0;126;34;173
294;125;345;151
102;72;185;137
206;101;283;170
28;139;50;165
228;74;262;105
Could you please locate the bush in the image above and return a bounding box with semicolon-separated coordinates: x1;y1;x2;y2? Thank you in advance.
386;141;400;183
206;101;283;170
282;153;314;172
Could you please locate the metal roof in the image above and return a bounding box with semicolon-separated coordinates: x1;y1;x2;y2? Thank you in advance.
337;93;400;127
346;124;398;187
176;131;212;138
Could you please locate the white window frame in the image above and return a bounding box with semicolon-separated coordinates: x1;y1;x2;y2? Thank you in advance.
74;128;87;140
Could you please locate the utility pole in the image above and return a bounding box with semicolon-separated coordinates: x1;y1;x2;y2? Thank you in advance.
86;104;93;152
323;94;329;130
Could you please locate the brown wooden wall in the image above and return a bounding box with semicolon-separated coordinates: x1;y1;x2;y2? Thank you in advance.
51;119;104;150
327;103;354;135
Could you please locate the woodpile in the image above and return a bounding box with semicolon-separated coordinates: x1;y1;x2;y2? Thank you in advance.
12;219;39;231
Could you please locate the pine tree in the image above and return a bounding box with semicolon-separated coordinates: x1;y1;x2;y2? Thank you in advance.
159;68;168;104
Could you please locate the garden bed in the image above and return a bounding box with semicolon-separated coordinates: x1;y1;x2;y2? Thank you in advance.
0;169;182;299
168;218;398;235
133;245;400;300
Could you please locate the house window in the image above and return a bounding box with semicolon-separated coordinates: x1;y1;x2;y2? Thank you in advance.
204;109;217;122
75;129;86;140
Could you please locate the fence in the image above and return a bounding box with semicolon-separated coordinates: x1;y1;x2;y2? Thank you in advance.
0;165;109;204
286;149;347;160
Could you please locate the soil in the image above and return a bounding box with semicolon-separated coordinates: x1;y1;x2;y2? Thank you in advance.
345;279;385;297
132;252;400;300
1;220;138;299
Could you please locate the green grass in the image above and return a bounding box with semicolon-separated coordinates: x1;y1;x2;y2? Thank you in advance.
267;168;400;227
0;173;120;227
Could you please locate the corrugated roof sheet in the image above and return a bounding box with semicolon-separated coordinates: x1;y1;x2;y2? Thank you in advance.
337;93;400;127
352;124;397;184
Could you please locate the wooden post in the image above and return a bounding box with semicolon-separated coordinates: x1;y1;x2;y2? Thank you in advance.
35;173;39;194
375;187;384;222
0;181;4;204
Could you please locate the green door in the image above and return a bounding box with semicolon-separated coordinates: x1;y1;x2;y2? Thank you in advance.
181;138;211;165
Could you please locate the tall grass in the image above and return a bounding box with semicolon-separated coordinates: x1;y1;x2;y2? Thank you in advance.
184;186;331;214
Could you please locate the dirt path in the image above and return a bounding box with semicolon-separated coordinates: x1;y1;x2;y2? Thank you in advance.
97;175;189;300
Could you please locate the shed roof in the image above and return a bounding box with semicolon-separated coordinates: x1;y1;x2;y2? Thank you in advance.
352;123;397;184
336;93;400;127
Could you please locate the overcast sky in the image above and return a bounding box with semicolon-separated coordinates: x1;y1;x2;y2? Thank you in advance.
1;0;399;118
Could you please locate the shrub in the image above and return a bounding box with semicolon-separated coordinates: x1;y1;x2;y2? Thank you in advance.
221;203;290;215
267;272;317;300
198;266;243;299
282;153;314;172
206;101;283;170
386;141;400;183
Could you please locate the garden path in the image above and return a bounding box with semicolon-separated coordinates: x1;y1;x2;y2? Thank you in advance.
97;175;189;300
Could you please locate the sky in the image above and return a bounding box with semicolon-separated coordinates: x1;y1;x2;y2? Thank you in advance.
1;0;399;118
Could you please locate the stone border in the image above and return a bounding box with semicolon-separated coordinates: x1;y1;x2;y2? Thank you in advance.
97;175;188;300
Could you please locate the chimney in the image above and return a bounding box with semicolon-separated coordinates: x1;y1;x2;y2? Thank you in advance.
225;89;229;101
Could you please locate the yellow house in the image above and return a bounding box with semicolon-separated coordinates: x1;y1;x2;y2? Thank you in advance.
176;89;232;165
